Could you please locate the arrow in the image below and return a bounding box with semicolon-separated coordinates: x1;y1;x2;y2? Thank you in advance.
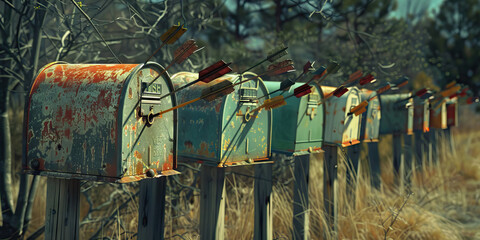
358;74;375;85
251;95;287;113
241;45;289;74
155;60;232;102
150;59;296;117
348;100;369;116
144;24;187;64
396;88;428;103
257;61;315;100
146;39;203;89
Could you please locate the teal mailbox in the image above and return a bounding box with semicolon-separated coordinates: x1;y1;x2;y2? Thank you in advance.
320;86;362;147
171;72;272;166
264;82;324;155
24;62;177;183
379;93;414;135
359;89;381;142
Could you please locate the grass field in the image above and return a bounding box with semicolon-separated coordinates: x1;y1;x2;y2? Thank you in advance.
6;105;480;239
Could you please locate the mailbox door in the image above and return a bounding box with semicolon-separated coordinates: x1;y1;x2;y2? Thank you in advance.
430;101;447;129
446;102;458;127
295;85;324;152
119;63;176;182
220;74;271;165
364;96;381;141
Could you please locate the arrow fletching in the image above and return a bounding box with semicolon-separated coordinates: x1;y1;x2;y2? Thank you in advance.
459;87;469;97
445;81;457;89
303;61;314;74
332;86;349;97
415;88;428;97
294;84;312;98
160;24;187;44
348;70;363;83
376;83;392;95
266;59;295;76
391;76;409;90
279;79;296;91
349;100;369;116
198;61;232;83
201;80;235;102
262;95;287;111
174;39;203;64
266;45;288;62
359;74;375;85
440;85;461;97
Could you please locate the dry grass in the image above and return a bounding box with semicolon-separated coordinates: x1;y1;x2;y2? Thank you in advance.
4;106;480;239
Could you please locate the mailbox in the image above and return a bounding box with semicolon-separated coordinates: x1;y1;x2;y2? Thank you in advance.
359;89;381;142
414;99;430;133
320;86;361;147
264;82;324;155
379;93;414;135
171;72;272;166
430;100;447;129
24;62;177;182
446;99;458;128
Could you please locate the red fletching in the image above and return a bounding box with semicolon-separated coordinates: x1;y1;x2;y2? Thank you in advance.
359;74;375;85
415;88;428;97
294;84;312;98
460;87;469;97
303;61;313;74
198;61;232;83
174;39;202;64
449;93;458;99
333;86;349;97
266;59;295;76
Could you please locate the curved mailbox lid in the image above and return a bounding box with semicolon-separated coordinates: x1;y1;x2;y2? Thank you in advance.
264;82;324;156
359;89;381;142
379;93;414;135
430;100;447;129
320;86;361;147
24;62;177;183
446;98;458;127
171;72;272;167
413;98;430;133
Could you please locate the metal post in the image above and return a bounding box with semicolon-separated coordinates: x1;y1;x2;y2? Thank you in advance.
45;178;80;240
254;163;273;240
138;177;167;240
292;155;310;240
200;165;225;240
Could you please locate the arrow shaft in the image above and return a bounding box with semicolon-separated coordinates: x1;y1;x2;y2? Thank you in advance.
144;41;167;64
153;97;201;118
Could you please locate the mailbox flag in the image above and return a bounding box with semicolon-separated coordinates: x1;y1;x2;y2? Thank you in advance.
174;39;203;64
198;61;232;83
332;86;349;97
294;84;312;98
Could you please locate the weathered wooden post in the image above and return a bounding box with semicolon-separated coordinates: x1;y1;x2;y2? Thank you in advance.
171;72;272;240
264;82;325;240
24;62;178;239
320;86;362;233
378;93;414;188
429;100;447;165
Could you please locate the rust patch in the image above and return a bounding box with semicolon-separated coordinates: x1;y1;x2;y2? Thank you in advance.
184;141;193;149
134;151;142;159
162;155;173;171
128;87;133;99
215;102;222;113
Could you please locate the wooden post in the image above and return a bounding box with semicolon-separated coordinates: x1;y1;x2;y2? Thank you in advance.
292;154;310;240
345;144;360;207
367;142;381;189
138;177;167;240
323;145;338;234
431;130;439;164
444;128;456;156
426;131;433;167
254;164;273;240
392;133;404;188
200;165;225;240
45;178;80;240
414;131;425;169
403;134;413;189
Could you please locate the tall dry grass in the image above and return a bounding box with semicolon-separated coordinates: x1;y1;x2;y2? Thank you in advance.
4;106;480;239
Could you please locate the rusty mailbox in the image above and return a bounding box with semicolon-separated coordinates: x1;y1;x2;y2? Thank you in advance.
430;100;447;129
446;99;458;128
359;89;381;142
414;98;430;133
24;63;177;182
264;82;324;155
379;93;414;135
320;86;362;147
171;72;271;166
